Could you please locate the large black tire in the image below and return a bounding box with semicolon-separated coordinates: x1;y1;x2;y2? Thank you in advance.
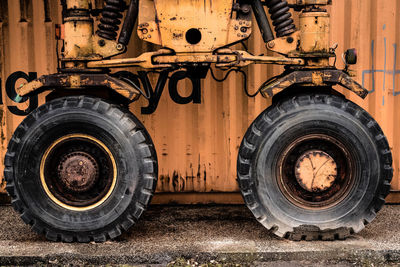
4;96;157;242
237;94;393;240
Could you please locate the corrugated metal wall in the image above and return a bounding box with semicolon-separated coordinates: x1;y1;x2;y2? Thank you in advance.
0;0;399;203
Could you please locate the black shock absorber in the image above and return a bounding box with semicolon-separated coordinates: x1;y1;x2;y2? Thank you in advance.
264;0;296;37
96;0;125;40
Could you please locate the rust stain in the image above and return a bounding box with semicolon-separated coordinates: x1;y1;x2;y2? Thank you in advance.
295;150;337;192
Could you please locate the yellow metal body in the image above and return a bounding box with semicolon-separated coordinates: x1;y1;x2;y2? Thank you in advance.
58;0;335;70
137;0;251;52
86;49;305;69
66;0;90;9
63;17;94;59
17;0;357;100
287;0;331;5
62;0;124;62
299;11;330;54
59;0;317;69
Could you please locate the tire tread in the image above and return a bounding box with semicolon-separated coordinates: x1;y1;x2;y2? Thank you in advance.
4;96;158;243
237;94;393;241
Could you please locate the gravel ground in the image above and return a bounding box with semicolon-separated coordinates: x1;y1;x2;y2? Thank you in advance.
0;204;400;266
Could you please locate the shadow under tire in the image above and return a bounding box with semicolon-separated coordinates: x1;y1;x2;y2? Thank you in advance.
4;96;158;242
237;94;393;240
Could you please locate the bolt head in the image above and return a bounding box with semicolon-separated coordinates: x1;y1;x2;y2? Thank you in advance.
116;43;125;51
98;39;106;47
267;41;275;49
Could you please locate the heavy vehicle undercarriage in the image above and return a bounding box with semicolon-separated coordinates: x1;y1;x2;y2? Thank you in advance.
4;0;393;242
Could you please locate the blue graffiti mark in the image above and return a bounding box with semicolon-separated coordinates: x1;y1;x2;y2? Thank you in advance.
393;44;400;96
362;40;377;93
362;39;400;104
383;37;387;105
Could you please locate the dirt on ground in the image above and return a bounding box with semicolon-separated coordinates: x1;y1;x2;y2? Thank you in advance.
1;204;400;266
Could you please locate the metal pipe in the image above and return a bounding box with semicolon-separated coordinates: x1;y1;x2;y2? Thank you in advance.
251;0;275;43
118;0;139;46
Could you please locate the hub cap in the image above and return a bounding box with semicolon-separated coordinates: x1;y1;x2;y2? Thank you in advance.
40;134;117;211
58;152;99;193
277;134;356;210
294;150;337;192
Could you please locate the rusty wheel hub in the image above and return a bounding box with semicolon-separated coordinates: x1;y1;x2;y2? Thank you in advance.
57;152;99;193
277;134;355;209
40;134;116;211
294;150;337;192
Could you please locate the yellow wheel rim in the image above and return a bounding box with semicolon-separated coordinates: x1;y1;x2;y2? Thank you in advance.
40;134;117;211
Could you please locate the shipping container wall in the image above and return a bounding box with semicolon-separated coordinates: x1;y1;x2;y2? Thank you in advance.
0;0;399;203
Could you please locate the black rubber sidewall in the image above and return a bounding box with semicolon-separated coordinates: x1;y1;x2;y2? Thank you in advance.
255;109;378;228
12;100;149;233
237;94;392;237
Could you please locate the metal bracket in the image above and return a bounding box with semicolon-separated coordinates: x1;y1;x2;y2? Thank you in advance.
86;49;305;69
17;73;140;101
260;69;369;99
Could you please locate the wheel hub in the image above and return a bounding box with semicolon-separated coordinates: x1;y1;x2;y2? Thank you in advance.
294;150;337;192
57;152;99;193
277;134;355;209
41;134;117;211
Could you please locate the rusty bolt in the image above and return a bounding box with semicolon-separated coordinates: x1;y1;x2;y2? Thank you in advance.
267;41;275;49
241;5;251;14
98;39;105;47
234;26;239;30
116;43;125;51
142;28;148;34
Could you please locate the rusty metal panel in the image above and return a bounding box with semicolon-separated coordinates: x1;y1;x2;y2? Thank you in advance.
0;0;399;203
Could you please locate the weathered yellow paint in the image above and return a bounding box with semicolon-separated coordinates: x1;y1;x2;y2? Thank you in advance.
299;11;330;54
287;0;331;5
266;31;300;56
137;0;252;53
66;0;90;9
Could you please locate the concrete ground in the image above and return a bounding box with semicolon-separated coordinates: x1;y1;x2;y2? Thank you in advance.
1;204;400;266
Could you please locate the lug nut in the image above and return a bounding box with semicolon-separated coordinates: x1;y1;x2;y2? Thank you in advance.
116;43;125;51
267;41;275;49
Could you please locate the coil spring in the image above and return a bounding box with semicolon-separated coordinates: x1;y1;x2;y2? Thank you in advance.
265;0;296;37
96;0;125;40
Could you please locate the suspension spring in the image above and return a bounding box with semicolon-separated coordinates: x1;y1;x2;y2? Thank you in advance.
264;0;296;37
96;0;125;40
